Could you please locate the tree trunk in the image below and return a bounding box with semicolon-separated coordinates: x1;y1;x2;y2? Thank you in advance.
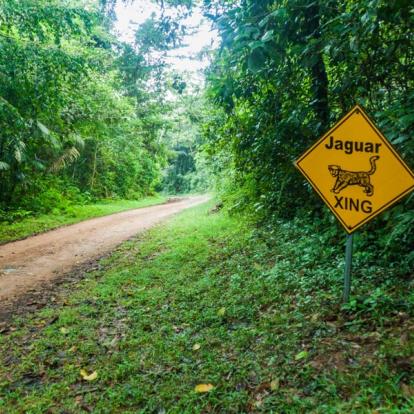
305;1;329;128
90;144;98;190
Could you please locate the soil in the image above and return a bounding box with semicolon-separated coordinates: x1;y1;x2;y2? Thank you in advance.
0;195;209;322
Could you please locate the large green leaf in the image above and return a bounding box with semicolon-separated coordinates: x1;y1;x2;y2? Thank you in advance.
247;47;265;73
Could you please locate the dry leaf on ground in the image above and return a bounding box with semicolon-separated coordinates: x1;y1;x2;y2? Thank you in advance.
270;379;279;391
80;369;98;381
195;383;214;393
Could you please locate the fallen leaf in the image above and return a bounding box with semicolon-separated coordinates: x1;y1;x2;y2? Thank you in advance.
217;307;226;316
270;378;279;391
294;351;309;361
80;369;98;381
193;343;201;351
400;332;409;346
109;337;118;347
195;383;214;393
254;399;263;408
401;383;414;397
311;313;319;323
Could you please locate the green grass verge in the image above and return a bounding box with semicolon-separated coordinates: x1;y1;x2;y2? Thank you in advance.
1;202;413;412
0;195;167;244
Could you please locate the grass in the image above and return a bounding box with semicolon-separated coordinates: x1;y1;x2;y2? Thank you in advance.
1;201;414;413
0;195;167;244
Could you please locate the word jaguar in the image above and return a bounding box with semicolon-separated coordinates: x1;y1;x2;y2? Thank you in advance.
328;156;379;196
325;136;382;155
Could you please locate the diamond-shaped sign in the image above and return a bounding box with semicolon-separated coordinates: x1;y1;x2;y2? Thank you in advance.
295;105;414;233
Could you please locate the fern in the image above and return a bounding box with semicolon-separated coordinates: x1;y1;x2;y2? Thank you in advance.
49;147;80;172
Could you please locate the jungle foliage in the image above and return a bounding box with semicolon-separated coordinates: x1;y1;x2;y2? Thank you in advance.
1;0;413;262
196;0;414;267
162;89;213;194
0;0;205;219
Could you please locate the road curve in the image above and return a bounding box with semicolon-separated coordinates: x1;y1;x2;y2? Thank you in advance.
0;195;209;304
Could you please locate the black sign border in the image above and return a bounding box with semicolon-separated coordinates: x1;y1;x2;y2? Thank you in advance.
295;104;414;234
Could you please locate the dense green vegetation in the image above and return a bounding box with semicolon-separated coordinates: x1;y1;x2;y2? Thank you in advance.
0;1;152;203
2;203;414;412
197;0;414;268
1;0;414;411
1;2;412;243
161;89;212;194
0;0;206;225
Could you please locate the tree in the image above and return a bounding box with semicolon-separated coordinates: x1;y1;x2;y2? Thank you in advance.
201;0;413;257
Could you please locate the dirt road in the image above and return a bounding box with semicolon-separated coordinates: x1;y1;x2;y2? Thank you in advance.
0;196;209;308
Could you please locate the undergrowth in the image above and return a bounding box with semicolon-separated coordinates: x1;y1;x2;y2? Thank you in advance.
0;202;413;413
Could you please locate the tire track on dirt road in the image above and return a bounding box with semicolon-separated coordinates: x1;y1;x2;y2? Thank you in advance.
0;195;209;313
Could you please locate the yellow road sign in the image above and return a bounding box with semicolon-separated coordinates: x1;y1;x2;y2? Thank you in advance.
295;105;414;233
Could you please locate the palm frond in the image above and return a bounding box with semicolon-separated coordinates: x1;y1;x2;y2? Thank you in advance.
37;121;60;148
37;121;50;135
70;133;85;149
14;148;22;163
0;161;10;171
49;147;80;172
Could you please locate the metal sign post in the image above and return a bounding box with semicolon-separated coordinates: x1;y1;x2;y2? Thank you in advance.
294;104;414;302
343;233;354;302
